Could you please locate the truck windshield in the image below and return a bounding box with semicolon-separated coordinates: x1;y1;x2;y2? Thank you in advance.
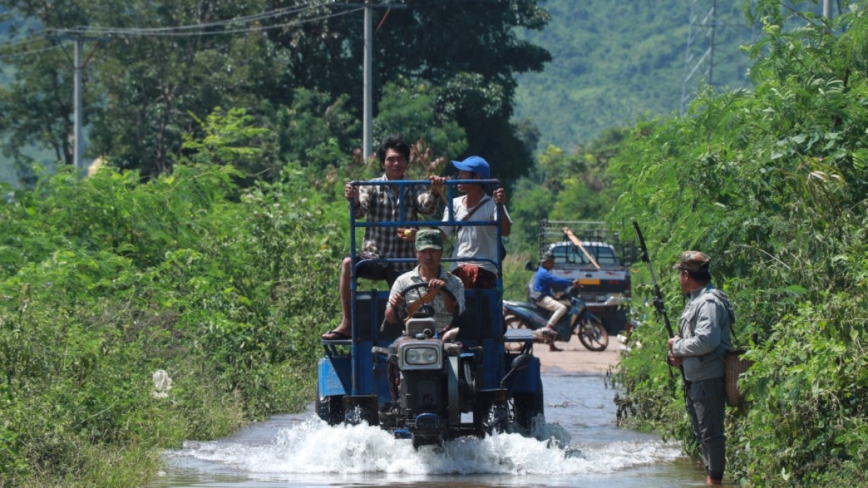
551;244;619;266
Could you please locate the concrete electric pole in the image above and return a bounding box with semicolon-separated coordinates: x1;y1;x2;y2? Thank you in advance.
73;36;84;172
363;1;373;159
54;32;105;173
332;2;406;157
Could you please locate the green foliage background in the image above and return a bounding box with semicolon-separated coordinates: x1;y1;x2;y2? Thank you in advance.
607;2;868;486
0;112;347;485
0;0;547;187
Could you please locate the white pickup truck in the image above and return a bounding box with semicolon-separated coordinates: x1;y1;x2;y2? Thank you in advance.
525;221;633;334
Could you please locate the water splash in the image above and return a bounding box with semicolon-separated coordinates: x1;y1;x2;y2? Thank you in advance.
166;416;682;478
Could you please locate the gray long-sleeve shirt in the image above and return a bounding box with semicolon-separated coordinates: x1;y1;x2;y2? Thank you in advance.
671;284;733;382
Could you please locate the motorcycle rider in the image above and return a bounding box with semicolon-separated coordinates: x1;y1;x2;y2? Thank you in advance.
533;250;580;351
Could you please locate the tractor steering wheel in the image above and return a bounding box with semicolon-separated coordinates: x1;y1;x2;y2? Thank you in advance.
398;281;460;332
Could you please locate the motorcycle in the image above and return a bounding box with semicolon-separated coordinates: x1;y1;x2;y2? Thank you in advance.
503;285;609;351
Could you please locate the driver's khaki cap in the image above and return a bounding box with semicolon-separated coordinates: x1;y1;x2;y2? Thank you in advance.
415;229;443;251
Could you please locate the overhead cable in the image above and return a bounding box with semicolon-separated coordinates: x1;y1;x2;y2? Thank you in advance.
46;2;360;38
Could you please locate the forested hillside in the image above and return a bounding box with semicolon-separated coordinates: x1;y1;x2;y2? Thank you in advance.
514;0;762;151
0;0;549;187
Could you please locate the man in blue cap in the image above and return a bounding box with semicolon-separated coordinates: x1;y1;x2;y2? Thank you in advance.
433;156;512;289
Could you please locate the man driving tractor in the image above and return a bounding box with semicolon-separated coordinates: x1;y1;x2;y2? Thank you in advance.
384;229;465;339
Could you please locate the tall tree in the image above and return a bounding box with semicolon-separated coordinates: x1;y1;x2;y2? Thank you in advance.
0;1;91;167
266;0;551;182
85;0;285;178
0;0;551;184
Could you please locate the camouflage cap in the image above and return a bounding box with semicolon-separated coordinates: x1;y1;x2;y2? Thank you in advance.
672;251;711;272
415;229;443;251
539;250;555;262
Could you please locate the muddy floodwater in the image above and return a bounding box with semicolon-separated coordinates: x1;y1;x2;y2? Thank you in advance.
155;373;708;487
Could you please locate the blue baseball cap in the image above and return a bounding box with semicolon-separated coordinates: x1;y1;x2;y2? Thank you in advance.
451;156;490;179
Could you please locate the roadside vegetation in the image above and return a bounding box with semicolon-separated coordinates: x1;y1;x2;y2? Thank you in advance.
609;2;868;486
0;132;344;485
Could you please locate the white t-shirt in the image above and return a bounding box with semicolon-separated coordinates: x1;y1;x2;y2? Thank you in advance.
440;195;511;274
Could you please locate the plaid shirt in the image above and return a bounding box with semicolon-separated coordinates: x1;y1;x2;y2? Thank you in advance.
356;175;438;272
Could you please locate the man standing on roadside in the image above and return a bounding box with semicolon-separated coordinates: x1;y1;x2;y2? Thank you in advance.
322;135;443;341
667;251;733;486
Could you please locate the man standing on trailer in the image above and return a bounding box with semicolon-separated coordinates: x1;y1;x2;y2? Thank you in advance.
435;155;512;289
322;135;443;341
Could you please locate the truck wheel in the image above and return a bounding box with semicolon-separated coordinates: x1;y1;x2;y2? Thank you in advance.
578;317;609;351
315;385;344;426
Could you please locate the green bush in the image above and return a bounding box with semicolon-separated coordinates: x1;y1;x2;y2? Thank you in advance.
0;157;345;485
608;3;868;485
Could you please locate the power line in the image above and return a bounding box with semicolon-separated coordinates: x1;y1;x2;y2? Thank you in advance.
0;3;322;46
0;32;47;49
0;44;63;60
0;4;363;63
69;9;362;38
73;3;320;34
45;3;361;38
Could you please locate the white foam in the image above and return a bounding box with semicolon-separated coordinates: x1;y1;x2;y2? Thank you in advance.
167;416;682;477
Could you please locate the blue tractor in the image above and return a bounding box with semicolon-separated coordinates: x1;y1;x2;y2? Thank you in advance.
316;179;545;448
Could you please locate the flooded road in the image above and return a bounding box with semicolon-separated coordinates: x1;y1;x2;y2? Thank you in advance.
155;373;707;487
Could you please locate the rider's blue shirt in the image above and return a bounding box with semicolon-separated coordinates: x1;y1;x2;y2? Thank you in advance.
532;266;573;299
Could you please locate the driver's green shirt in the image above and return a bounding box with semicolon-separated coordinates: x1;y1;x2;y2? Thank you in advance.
389;266;465;318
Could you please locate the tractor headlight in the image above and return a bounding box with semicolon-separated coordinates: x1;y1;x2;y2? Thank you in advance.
400;345;442;370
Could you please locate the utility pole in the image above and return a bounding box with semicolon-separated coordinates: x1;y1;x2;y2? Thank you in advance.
73;35;83;172
52;32;106;173
363;0;373;158
823;0;832;19
330;2;406;156
327;2;407;156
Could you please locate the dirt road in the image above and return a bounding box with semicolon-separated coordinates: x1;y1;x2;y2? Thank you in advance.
534;341;623;376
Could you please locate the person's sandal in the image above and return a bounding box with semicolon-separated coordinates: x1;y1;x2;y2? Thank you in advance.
321;329;351;341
